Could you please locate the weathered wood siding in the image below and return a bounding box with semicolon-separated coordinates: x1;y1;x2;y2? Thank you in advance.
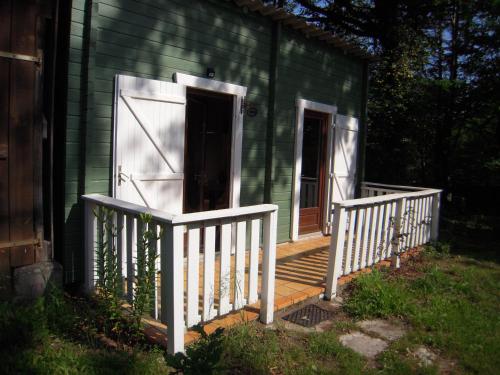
63;0;364;280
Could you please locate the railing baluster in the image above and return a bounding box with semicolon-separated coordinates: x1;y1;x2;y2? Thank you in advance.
187;224;201;327
382;202;392;259
343;209;356;275
361;206;372;268
408;198;416;249
248;218;260;305
352;207;364;271
368;205;378;265
161;223;184;355
375;203;385;262
84;200;97;293
417;197;425;246
261;210;277;324
219;220;232;315
149;223;159;319
325;205;348;299
203;225;216;321
126;215;135;302
116;212;124;295
391;197;406;269
385;202;395;259
234;220;247;310
430;192;441;241
426;196;432;242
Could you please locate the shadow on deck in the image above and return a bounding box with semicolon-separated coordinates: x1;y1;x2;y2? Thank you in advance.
142;235;420;348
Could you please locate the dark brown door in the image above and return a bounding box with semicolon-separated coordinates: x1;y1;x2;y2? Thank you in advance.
0;0;57;286
183;89;233;213
298;110;328;235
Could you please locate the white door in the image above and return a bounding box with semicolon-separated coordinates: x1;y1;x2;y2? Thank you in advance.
324;114;359;232
113;75;187;214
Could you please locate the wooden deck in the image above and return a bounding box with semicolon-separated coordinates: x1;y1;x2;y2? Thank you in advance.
143;235;420;347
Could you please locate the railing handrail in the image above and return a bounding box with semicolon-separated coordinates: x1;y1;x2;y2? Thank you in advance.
83;192;278;354
362;181;433;191
337;188;442;208
82;193;278;225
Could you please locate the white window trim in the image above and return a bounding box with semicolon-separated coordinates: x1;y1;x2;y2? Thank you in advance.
174;72;247;209
291;98;338;241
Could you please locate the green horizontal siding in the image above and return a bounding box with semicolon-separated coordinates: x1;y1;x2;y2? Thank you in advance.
63;0;365;282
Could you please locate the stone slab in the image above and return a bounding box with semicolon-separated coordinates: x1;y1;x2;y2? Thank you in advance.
356;319;406;341
13;261;62;299
339;332;388;358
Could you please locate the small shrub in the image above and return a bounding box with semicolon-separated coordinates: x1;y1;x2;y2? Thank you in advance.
221;323;280;373
165;325;225;375
344;270;412;319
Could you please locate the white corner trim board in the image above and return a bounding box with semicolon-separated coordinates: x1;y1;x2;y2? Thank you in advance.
291;98;338;241
173;72;246;209
173;72;247;97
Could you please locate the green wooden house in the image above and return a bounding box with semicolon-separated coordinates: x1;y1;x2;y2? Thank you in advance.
61;0;370;282
0;0;371;289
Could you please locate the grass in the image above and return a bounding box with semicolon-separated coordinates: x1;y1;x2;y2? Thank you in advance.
1;236;498;374
0;287;170;374
220;243;499;374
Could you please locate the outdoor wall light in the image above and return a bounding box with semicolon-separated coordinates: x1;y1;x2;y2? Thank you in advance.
206;68;215;79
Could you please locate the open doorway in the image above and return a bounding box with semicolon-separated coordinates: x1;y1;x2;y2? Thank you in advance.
183;88;233;213
298;110;329;235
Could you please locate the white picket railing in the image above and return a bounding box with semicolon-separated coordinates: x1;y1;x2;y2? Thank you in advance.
82;194;278;354
325;183;442;299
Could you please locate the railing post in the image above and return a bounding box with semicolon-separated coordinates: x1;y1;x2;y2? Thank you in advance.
161;223;185;354
260;209;277;324
84;200;97;293
430;192;441;241
325;205;347;300
391;197;406;269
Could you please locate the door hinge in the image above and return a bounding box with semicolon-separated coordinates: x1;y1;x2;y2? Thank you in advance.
0;50;42;65
0;238;41;249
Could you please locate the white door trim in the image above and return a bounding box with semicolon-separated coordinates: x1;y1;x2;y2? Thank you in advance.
291;98;338;241
173;72;247;209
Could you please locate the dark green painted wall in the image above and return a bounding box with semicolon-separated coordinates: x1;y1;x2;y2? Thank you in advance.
62;0;365;281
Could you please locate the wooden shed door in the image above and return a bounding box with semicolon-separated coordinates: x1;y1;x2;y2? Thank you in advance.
114;75;187;214
1;0;50;273
299;111;328;234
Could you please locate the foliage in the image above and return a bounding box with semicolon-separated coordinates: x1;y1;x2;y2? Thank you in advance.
93;208;161;334
344;269;413;319
93;207;126;337
273;0;499;216
131;213;161;330
344;250;500;374
165;325;225;375
0;287;169;375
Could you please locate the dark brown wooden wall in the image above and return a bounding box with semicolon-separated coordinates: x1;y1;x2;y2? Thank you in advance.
0;0;53;292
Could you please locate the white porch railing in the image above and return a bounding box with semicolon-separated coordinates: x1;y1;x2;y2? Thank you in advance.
82;194;278;354
325;182;442;299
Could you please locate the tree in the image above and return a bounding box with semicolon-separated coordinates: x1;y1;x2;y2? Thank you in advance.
272;0;499;213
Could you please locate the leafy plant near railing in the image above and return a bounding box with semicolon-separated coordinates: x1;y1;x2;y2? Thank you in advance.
93;209;163;334
94;206;122;324
131;213;161;330
165;324;225;375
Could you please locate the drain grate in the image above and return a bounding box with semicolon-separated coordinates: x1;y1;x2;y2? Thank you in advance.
282;304;334;327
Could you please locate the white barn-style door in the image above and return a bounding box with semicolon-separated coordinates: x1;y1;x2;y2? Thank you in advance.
324;114;359;232
113;75;187;214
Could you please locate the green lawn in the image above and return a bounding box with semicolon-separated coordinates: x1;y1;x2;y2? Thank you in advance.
1;241;499;374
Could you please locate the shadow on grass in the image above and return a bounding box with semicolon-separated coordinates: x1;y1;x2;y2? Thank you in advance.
440;214;500;264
